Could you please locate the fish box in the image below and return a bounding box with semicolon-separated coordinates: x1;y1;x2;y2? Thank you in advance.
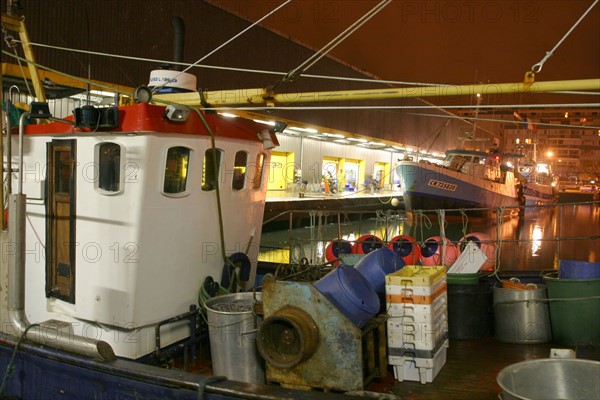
389;339;448;384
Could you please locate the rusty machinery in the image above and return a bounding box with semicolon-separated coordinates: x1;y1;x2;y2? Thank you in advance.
255;274;386;392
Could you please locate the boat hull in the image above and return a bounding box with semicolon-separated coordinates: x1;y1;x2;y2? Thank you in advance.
397;161;520;214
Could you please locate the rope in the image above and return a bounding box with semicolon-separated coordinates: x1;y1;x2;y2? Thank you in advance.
5;40;451;88
0;323;39;397
531;0;599;73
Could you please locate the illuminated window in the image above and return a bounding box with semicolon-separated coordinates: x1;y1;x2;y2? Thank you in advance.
163;146;191;195
96;143;121;193
253;153;265;190
202;148;223;191
232;151;248;191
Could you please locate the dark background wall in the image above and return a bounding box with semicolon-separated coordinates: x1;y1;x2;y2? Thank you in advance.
2;0;496;152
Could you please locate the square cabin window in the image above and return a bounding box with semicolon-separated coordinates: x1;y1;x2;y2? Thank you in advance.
163;146;191;196
232;151;248;191
202;148;223;191
95;142;121;194
253;152;265;190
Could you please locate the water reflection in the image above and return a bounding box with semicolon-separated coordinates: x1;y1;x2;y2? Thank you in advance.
259;204;600;270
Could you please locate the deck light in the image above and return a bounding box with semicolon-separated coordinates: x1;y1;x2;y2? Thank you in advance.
164;104;190;122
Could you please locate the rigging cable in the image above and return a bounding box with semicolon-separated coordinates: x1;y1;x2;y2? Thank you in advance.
531;0;599;73
273;0;392;87
152;0;293;94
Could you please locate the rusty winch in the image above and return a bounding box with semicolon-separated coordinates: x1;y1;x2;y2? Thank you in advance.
255;274;386;392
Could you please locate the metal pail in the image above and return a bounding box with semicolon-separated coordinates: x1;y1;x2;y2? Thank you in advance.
204;292;264;384
493;283;551;343
497;358;600;400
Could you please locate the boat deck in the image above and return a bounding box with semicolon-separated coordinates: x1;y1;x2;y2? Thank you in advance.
178;335;595;399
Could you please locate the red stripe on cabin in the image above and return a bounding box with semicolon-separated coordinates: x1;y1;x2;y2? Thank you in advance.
21;103;279;145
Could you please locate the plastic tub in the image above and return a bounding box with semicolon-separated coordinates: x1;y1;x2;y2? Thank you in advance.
204;292;264;384
497;359;600;400
558;259;600;279
354;248;405;294
314;264;380;328
543;272;600;346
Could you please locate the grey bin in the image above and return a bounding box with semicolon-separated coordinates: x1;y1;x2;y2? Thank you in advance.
204;292;265;384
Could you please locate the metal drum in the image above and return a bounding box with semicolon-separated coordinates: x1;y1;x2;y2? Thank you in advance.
204;292;264;384
493;283;551;344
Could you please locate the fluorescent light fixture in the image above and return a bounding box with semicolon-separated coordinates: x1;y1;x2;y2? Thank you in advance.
253;119;276;126
220;112;238;118
307;135;326;140
368;142;386;147
290;126;318;133
333;139;350;144
348;138;368;143
90;89;116;97
392;145;405;150
283;129;300;136
322;132;345;138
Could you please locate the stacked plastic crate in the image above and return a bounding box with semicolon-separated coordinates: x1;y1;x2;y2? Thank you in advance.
385;265;449;383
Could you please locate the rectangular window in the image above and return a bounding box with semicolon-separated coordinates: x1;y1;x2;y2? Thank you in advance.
164;146;191;195
97;143;121;193
253;153;265;190
232;151;248;191
55;151;72;194
202;148;223;191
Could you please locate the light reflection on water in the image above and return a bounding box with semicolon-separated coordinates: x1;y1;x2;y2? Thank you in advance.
259;204;600;270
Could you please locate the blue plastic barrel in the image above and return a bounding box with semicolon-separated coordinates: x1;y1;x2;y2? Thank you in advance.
354;248;406;294
314;265;380;328
559;260;600;279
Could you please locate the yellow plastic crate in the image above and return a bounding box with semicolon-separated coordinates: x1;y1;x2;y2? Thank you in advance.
386;265;446;287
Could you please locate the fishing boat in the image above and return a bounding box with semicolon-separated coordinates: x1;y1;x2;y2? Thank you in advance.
514;159;558;206
396;149;523;215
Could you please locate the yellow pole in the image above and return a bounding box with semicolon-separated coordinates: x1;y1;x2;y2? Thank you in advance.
1;14;46;101
155;78;600;108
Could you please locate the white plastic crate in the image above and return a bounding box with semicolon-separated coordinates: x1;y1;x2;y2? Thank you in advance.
386;276;447;297
387;311;448;350
389;340;448;384
386;291;447;322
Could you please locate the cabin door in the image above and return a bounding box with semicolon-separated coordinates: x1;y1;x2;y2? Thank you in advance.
46;140;76;303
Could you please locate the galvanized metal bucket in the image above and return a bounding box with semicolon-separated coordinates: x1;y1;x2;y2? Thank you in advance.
497;358;600;400
493;283;551;343
204;292;264;384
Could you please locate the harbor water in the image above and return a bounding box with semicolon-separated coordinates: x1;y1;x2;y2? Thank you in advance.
259;203;600;271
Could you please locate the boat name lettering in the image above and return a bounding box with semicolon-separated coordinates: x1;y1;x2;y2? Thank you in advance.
149;77;178;83
428;179;457;191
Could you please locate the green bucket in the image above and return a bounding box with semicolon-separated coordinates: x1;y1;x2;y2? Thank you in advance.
447;273;481;285
543;272;600;346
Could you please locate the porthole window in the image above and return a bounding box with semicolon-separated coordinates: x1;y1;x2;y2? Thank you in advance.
95;142;122;194
253;152;265;190
232;151;248;191
202;148;223;191
163;146;191;195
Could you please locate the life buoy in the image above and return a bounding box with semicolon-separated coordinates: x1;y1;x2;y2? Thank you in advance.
353;234;383;254
420;236;460;267
388;235;421;265
325;239;353;265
